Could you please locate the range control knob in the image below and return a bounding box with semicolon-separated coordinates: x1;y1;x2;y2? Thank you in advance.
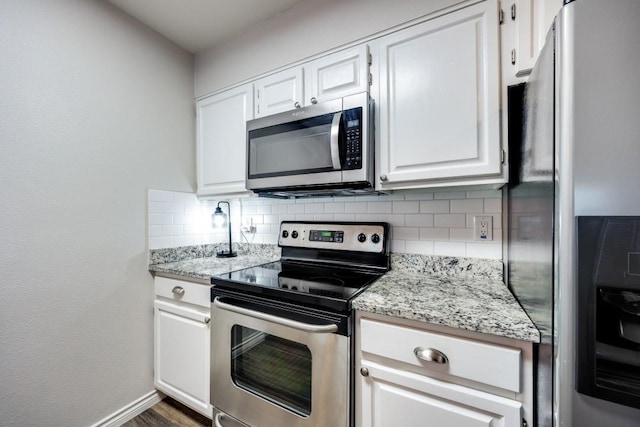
282;230;289;238
371;233;381;244
357;233;367;243
292;231;299;239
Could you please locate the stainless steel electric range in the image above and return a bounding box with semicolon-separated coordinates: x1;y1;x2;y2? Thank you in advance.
210;221;390;427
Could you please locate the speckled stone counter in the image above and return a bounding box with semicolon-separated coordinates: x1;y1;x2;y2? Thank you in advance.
353;255;540;343
149;245;539;342
148;243;280;282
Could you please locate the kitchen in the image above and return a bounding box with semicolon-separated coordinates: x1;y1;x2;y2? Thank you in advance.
2;1;640;426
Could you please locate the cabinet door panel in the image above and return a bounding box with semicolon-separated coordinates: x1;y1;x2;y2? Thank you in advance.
196;83;253;197
514;0;563;76
306;44;369;103
378;1;501;187
359;360;522;427
154;301;211;417
255;68;303;117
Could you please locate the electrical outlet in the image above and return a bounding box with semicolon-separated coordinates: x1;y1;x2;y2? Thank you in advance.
241;218;256;234
474;216;493;241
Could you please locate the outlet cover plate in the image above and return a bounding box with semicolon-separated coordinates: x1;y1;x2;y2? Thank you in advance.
474;216;493;241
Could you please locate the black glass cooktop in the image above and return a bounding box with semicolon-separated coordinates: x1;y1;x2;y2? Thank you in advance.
212;261;384;312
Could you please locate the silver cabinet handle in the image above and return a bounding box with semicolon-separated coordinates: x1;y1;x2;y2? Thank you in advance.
360;367;369;377
380;174;388;182
214;298;338;334
310;97;318;104
294;101;301;108
171;286;185;295
414;347;448;364
205;317;211;324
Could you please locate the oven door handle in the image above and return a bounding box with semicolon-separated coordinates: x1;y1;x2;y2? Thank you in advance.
330;111;342;170
213;298;339;334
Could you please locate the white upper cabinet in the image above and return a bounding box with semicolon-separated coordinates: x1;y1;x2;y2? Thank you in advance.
196;83;254;197
255;67;304;118
376;0;502;190
253;44;370;118
513;0;563;76
305;44;371;104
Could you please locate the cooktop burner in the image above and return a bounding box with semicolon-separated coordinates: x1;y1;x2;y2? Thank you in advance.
213;260;384;311
212;221;391;313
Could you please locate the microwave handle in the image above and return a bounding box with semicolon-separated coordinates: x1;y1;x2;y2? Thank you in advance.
330;111;343;170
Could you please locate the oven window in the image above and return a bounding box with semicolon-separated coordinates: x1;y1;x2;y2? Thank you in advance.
231;325;312;416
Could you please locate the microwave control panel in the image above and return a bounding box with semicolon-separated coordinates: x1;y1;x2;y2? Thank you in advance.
343;107;362;170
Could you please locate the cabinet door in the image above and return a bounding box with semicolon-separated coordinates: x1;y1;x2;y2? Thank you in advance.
377;1;501;189
255;67;304;117
154;300;212;418
196;83;253;197
514;0;563;76
305;44;370;104
359;360;522;427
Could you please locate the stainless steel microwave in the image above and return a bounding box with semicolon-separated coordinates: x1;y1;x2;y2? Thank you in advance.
246;92;375;198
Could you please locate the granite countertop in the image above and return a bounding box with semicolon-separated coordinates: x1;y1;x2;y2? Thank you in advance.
352;269;540;343
148;245;540;343
148;243;280;282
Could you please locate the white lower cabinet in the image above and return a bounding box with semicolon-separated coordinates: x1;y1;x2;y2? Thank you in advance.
154;277;212;418
357;313;533;427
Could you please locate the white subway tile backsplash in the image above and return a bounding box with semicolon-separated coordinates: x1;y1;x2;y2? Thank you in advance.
405;240;434;255
419;228;450;241
467;243;502;259
405;214;434;227
379;214;405;227
149;214;173;225
466;190;502;199
355;213;381;222
450;227;475;241
450;199;484;213
393;227;420;240
434;213;466;228
392;201;419;214
434;191;466;200
484;198;502;213
147;189;505;259
390;239;406;252
304;203;324;214
434;242;467;257
333;213;356;222
344;202;368;213
324;202;345;214
420;200;450;213
287;204;306;214
270;204;289;214
367;202;392;214
148;225;163;237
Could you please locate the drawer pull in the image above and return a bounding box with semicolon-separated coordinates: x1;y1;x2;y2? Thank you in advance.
171;286;185;295
414;347;448;365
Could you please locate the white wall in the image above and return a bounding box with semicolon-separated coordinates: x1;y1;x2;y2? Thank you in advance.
0;1;194;425
150;189;503;259
195;0;465;96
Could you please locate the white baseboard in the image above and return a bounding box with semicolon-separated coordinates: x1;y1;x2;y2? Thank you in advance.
90;390;165;427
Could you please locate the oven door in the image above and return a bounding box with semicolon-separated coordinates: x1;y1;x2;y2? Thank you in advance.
211;296;350;427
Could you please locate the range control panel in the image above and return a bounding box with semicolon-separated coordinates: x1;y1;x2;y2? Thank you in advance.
279;221;388;253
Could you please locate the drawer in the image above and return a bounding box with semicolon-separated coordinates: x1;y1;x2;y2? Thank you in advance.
360;318;521;392
154;277;211;308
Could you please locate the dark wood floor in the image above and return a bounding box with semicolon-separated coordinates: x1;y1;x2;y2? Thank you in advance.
122;397;210;427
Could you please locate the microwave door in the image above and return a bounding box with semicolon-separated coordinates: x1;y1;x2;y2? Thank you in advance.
246;109;343;190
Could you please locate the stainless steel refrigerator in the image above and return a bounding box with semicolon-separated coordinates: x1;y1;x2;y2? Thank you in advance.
507;0;640;426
